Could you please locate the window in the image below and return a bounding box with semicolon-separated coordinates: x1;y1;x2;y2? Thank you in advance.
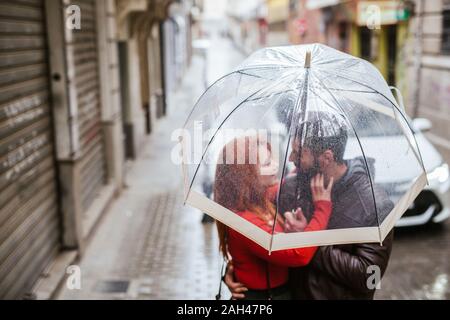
360;27;372;60
289;0;299;12
338;22;348;52
442;9;450;54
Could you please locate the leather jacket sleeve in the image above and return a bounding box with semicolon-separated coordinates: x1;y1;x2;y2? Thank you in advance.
311;231;394;294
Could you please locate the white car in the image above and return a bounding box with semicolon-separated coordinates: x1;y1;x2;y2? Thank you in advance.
349;117;450;227
396;118;450;227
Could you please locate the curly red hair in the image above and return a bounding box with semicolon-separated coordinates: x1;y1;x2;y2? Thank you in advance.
214;135;283;259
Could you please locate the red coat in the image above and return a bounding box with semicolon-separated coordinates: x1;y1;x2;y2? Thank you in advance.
228;200;332;290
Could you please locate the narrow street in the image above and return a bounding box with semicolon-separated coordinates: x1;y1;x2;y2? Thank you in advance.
57;30;450;300
2;0;450;303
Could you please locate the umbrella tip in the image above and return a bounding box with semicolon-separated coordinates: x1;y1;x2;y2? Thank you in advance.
305;51;311;68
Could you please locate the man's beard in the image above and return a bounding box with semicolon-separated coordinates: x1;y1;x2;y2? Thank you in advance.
297;158;320;178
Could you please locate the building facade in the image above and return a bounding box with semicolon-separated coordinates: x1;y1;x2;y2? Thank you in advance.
0;0;192;299
405;0;450;162
288;0;450;171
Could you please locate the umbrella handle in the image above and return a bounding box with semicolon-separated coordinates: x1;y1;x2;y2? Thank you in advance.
390;86;406;112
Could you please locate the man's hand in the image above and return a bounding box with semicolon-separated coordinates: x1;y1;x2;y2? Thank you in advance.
284;208;307;232
224;263;248;299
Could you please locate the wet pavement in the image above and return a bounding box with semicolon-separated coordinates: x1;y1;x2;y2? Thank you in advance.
378;223;450;299
57;32;450;300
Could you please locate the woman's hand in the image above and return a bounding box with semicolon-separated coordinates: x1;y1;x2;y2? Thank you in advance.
311;174;334;202
284;208;307;232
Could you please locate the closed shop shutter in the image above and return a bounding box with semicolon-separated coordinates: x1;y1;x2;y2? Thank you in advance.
0;0;60;299
72;0;107;212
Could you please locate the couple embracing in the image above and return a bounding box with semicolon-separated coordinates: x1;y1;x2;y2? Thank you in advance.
214;113;394;300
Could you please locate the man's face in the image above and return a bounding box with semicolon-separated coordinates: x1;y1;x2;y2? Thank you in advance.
289;139;315;174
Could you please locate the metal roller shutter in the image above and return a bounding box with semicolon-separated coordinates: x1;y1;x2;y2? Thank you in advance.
0;0;60;299
72;0;107;213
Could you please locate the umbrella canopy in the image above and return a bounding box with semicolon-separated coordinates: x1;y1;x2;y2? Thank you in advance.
181;44;427;252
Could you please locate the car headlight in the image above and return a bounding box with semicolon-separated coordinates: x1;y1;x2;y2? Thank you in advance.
427;163;449;184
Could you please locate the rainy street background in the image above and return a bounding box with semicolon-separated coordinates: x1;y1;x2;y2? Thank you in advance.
1;0;450;300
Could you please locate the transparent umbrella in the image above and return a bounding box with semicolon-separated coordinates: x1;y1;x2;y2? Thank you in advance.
180;44;427;252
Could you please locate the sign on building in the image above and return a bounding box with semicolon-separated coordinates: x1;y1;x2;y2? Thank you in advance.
357;1;410;27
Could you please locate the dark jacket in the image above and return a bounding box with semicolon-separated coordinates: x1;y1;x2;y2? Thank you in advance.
278;157;394;300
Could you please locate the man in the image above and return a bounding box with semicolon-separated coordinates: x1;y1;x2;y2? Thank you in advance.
225;112;394;300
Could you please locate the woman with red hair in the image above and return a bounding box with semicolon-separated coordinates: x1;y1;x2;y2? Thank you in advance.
214;135;333;300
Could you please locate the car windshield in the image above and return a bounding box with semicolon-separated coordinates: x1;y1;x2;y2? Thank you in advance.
351;109;412;137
